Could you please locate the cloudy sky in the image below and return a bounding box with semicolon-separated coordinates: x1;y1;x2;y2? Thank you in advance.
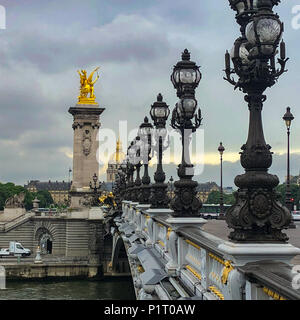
0;0;299;188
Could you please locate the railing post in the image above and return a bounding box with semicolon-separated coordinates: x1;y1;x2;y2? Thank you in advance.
200;248;208;290
165;229;178;275
145;218;154;247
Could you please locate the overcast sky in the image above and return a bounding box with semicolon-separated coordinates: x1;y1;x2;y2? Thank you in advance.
0;0;299;188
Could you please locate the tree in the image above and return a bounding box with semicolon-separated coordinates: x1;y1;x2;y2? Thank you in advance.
0;182;33;210
206;190;235;205
275;184;300;209
34;190;54;208
0;182;54;211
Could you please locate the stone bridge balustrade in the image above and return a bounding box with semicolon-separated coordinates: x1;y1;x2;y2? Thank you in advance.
110;201;300;300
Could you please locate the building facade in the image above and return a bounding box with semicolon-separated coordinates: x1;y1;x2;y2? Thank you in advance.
196;182;220;203
25;180;71;205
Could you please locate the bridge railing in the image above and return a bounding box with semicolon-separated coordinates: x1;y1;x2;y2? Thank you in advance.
114;201;300;300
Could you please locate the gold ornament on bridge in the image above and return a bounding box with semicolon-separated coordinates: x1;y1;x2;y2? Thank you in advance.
77;67;100;105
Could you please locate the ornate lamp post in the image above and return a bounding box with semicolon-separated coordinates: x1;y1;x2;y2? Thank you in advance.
170;49;203;217
89;173;101;206
149;93;170;208
113;159;127;208
122;157;131;201
218;142;225;219
224;0;291;242
127;142;136;201
132;136;142;202
138;117;153;204
168;176;175;200
283;107;295;228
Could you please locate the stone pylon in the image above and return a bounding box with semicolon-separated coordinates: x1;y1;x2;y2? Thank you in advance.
68;103;105;208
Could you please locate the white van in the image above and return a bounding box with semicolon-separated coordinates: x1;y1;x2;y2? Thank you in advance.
0;241;31;257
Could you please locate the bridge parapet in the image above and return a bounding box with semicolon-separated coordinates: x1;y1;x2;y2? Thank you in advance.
111;201;300;300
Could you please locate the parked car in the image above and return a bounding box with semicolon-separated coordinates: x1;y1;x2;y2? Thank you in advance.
0;241;31;257
292;211;300;221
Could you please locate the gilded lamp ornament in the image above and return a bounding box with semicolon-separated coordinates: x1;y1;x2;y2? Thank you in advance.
77;67;100;105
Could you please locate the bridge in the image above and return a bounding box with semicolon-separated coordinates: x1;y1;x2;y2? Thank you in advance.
107;201;300;300
104;0;300;300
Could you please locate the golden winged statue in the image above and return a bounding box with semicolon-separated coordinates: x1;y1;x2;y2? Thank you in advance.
77;67;100;104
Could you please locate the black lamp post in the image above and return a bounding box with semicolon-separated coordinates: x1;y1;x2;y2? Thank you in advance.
283;107;295;229
118;158;127;203
224;0;291;242
149;93;170;208
168;176;175;200
123;156;131;201
170;49;203;217
127;142;136;201
138;117;153;204
89;173;101;206
133;136;142;202
218;142;225;219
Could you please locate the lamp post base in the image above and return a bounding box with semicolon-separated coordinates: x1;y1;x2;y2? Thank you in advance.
149;183;169;209
170;178;202;217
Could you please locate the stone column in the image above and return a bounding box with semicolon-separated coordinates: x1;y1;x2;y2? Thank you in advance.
88;220;104;266
68;103;105;208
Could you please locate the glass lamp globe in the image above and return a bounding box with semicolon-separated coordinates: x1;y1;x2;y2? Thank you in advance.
230;38;251;65
171;49;201;97
246;17;282;56
178;96;197;120
283;107;294;129
229;0;260;15
150;93;170;127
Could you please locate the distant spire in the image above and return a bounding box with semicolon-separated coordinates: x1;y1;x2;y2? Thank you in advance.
116;135;123;163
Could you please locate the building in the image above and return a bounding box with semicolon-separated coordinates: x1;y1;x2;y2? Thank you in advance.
106;138;125;183
196;182;220;203
25;180;71;205
223;186;234;194
290;174;300;186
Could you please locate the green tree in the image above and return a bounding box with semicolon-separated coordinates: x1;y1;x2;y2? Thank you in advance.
0;182;33;210
0;182;54;211
275;184;300;209
35;190;54;208
205;190;235;205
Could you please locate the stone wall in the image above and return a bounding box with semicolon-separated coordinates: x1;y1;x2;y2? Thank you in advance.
0;215;107;263
66;220;90;256
4;263;101;279
0;220;34;251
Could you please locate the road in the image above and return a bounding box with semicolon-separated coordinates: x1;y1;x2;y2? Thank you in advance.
202;220;300;265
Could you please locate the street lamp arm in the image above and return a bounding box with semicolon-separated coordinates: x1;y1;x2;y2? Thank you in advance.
223;68;237;87
274;57;289;78
194;108;203;130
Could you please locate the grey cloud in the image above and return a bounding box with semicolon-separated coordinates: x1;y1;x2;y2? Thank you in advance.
0;139;72;185
1;14;170;74
0;1;298;187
